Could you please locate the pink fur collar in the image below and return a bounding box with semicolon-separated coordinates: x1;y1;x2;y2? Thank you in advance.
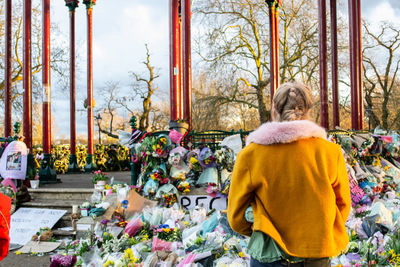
246;120;326;146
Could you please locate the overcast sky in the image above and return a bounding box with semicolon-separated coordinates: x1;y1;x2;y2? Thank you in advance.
43;0;400;139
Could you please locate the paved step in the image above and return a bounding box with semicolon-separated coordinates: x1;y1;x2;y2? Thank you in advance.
28;188;94;201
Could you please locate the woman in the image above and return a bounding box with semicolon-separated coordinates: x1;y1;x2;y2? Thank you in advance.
227;82;351;267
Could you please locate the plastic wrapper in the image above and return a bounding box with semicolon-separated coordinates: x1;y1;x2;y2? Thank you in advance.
221;134;243;158
149;208;164;226
182;225;202;248
169;129;184;144
88;207;106;218
117;186;130;202
96;201;110;210
177;254;197;267
190;207;207;225
152;236;182;252
80;247;103;266
196;167;218;185
369;201;393;230
143;179;159;197
198;148;217;168
90;190;102;204
156;184;178;198
170;161;190;180
201;212;219;236
124;217;144;237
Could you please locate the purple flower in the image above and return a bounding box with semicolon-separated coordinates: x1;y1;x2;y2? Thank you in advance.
50;254;77;267
101;219;110;225
346;253;361;263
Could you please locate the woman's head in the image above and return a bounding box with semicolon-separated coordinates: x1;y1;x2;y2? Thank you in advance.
272;82;313;122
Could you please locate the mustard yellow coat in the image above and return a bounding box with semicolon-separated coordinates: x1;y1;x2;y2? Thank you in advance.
227;121;351;258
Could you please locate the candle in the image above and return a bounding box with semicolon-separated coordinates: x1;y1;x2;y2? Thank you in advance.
72;205;78;214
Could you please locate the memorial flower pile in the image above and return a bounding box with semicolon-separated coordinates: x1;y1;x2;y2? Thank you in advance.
55;202;249;267
330;131;400;266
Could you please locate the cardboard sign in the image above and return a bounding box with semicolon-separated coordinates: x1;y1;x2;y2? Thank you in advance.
121;190;157;218
0;141;28;180
348;172;365;207
179;195;227;211
10;208;66;246
20;241;61;254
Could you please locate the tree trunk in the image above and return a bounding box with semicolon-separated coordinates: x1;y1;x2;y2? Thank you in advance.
256;86;269;123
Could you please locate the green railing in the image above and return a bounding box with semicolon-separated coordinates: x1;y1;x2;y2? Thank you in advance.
183;129;250;151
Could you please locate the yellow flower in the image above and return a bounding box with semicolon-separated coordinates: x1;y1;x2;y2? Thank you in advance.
104;232;107;236
163;228;171;233
238;251;245;258
190;157;198;164
105;184;111;190
31;251;36;255
183;189;190;193
104;260;114;267
15;251;21;255
182;221;189;226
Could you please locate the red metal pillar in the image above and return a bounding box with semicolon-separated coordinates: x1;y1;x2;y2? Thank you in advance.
84;0;96;172
178;14;183;119
182;0;192;128
330;0;339;128
42;0;51;155
169;0;179;121
23;0;32;148
348;0;359;130
39;0;57;182
4;0;12;137
267;0;281;103
23;0;36;179
65;0;79;172
318;0;329;129
356;0;364;129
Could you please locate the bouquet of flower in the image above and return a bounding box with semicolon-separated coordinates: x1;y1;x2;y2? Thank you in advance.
188;155;202;172
214;146;235;171
177;181;190;193
50;255;77;267
162;193;178;207
155;225;182;242
150;168;169;184
152;135;171;158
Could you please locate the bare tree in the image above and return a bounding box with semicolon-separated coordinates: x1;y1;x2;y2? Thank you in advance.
120;44;160;131
193;0;325;124
0;0;68;111
363;21;400;130
94;81;126;140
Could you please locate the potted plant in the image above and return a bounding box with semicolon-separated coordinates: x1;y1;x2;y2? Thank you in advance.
30;174;40;189
80;202;91;217
169;119;189;135
92;170;108;190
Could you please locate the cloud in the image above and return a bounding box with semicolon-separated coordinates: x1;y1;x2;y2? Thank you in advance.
365;1;400;25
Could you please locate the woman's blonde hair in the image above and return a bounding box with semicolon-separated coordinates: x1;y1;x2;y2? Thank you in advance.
272;82;313;122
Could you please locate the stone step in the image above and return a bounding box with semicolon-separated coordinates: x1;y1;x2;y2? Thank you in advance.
28;188;94;201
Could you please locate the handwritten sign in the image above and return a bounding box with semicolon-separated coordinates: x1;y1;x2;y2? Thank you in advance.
20;241;61;254
10;208;66;246
348;173;365;207
179;195;227;211
0;141;28;180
